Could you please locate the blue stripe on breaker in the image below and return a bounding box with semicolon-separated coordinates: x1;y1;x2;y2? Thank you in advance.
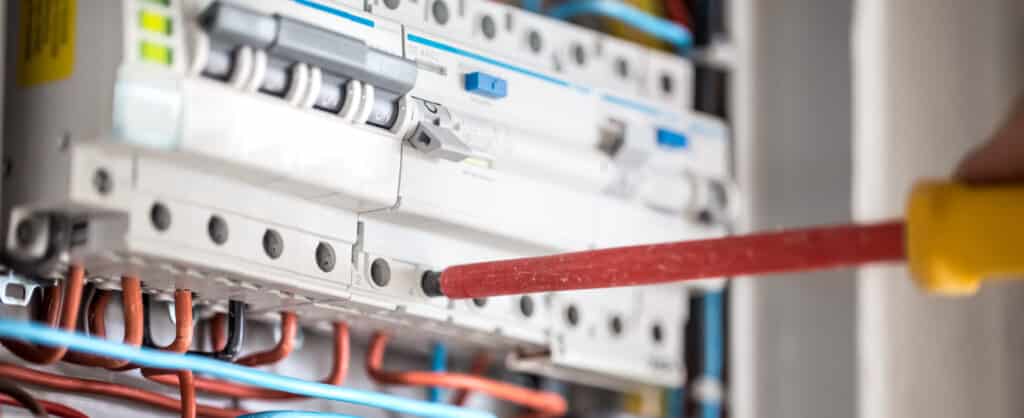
294;0;375;27
601;93;661;116
406;34;682;118
406;34;579;89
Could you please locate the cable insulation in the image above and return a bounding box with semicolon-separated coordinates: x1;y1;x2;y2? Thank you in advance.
0;320;492;418
146;322;349;400
237;412;361;418
236;312;296;367
0;376;48;417
0;363;245;418
179;371;197;418
1;265;85;364
366;333;566;417
64;276;143;369
450;351;491;406
428;343;447;403
0;394;87;418
547;0;693;50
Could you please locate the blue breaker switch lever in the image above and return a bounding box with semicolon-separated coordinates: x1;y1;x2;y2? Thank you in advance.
464;72;508;99
656;128;688;148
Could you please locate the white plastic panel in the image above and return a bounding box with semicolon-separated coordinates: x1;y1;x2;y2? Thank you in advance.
2;0;734;392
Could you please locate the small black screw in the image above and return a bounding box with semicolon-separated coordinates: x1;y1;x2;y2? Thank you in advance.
370;258;391;287
473;298;488;308
614;57;629;78
565;305;580;326
697;209;714;225
93;168;112;195
207;215;228;245
609;315;623;336
519;296;534;317
316;242;336;273
431;0;449;25
383;0;400;9
263;229;283;259
571;43;586;66
150;203;171;231
527;30;542;53
659;73;674;94
651;322;664;344
481;15;496;39
15;219;37;248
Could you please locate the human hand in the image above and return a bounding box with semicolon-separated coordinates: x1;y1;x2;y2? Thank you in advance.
955;97;1024;183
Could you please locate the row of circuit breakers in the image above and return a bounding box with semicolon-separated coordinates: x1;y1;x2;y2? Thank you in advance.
3;0;733;390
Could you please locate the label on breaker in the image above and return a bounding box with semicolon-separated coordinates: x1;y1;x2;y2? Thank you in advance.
17;0;76;86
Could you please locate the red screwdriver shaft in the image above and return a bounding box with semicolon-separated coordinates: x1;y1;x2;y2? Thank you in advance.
423;221;906;299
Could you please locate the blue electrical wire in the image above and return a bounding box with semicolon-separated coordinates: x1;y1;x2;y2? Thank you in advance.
0;319;494;418
703;291;723;380
239;412;362;418
546;0;693;51
700;290;724;418
700;402;721;418
428;343;448;403
663;388;684;418
521;0;543;12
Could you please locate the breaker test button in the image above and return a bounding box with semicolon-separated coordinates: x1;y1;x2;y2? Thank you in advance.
464;72;508;99
656;128;688;148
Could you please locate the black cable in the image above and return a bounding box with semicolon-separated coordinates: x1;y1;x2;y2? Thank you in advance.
142;292;205;349
0;377;48;417
77;284;97;334
142;293;157;348
187;300;245;361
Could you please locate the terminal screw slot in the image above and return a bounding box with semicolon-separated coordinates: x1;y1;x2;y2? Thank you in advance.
263;229;283;259
316;242;336;273
370;258;391;287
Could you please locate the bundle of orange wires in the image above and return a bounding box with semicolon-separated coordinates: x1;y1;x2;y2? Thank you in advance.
366;332;567;417
0;266;240;418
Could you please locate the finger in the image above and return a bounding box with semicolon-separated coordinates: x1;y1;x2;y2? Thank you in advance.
955;96;1024;183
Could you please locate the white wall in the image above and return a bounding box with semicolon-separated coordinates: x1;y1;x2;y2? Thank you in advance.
854;1;1024;418
730;1;858;418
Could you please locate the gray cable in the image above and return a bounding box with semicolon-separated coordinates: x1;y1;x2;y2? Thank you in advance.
0;377;48;417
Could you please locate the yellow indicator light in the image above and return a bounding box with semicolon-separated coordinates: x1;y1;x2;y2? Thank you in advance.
139;10;172;35
139;41;172;65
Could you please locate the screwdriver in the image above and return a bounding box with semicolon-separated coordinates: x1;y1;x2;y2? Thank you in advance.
421;181;1024;299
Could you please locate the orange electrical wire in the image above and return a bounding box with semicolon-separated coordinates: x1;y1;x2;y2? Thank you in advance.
366;332;567;417
663;0;692;29
235;312;297;366
88;290;114;337
1;265;85;364
161;290;196;353
0;393;89;418
114;289;195;372
63;276;143;369
209;313;227;352
145;322;350;400
0;363;247;418
178;371;197;418
137;287;199;417
450;351;492;406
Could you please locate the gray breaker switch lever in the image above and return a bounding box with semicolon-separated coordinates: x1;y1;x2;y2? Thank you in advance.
408;99;472;162
199;2;417;95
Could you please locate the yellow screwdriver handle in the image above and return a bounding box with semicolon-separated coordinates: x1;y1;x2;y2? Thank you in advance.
907;181;1024;295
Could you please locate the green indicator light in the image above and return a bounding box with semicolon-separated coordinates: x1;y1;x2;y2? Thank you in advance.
139;41;173;66
139;10;172;35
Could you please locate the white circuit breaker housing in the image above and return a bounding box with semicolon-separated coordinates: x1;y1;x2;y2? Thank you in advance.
2;0;734;390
